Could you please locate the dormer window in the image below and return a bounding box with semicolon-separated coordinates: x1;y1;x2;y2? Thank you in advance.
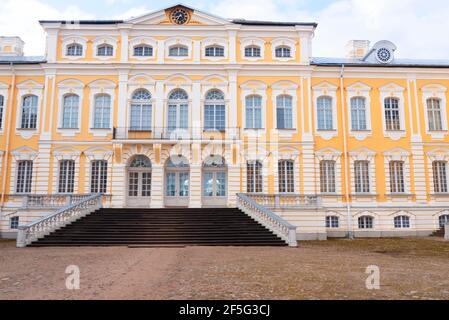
244;45;261;58
169;45;188;57
205;45;224;57
134;45;153;57
97;44;113;57
66;44;83;57
275;46;291;58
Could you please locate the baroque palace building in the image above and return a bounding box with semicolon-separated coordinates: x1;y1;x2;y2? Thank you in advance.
1;4;449;240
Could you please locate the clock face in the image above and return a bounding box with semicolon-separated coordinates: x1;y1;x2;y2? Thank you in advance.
170;8;189;25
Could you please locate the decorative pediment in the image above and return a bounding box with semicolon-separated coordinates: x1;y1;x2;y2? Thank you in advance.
354;210;378;218
88;79;116;90
16;80;44;90
421;84;447;94
11;146;38;161
427;148;449;161
57;79;85;89
312;81;338;92
128;74;156;86
383;147;410;161
0;81;9;90
316;147;342;161
379;82;405;93
240;80;268;90
84;147;113;161
165;74;192;85
346;81;371;93
53;147;81;161
125;4;231;26
271;80;298;90
349;147;376;161
201;75;228;85
389;210;414;217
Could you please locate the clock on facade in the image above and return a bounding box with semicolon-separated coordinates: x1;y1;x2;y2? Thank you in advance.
170;8;190;25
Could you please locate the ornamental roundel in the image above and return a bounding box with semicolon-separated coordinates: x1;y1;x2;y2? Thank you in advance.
170;8;190;25
376;47;392;63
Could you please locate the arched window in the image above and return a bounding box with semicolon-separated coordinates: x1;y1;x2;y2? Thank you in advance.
16;160;33;194
245;95;262;129
58;160;75;194
320;160;336;193
133;45;153;57
358;216;374;229
204;89;225;131
66;43;83;56
317;96;333;130
130;155;152;168
276;95;293;129
427;98;443;131
394;215;410;228
93;94;111;129
244;45;261;58
21;95;38;129
62;94;79;129
169;45;188;57
247;160;263;193
384;97;401;131
433;161;448;193
0;95;4;129
275;46;291;58
130;89;152;131
203;156;227;200
205;45;224;57
168;89;189;130
439;214;449;228
97;44;113;57
326;216;339;228
350;97;367;131
278;160;294;193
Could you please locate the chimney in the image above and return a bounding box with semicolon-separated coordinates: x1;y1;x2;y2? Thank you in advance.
345;40;370;59
0;36;25;57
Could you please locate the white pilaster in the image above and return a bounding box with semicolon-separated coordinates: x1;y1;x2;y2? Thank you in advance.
120;28;130;63
157;40;165;64
228;71;238;131
44;26;59;63
155;81;164;131
110;163;126;207
117;70;129;129
34;143;52;194
192;81;201;135
228;30;237;63
189;164;202;208
193;40;201;63
151;164;164;208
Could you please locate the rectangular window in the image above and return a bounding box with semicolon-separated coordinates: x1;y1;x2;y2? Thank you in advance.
16;160;33;194
350;97;367;131
62;95;79;129
90;160;108;194
93;95;111;129
247;161;263;193
433;161;448;193
326;216;339;228
320;160;336;193
245;96;262;129
204;104;225;131
354;160;370;193
389;161;405;193
278;160;295;193
384;98;401;131
427;98;443;131
317;97;333;130
245;46;261;57
21;95;38;129
205;46;224;57
141;172;152;197
10;216;19;230
276;96;293;129
130;104;152;130
58;160;75;194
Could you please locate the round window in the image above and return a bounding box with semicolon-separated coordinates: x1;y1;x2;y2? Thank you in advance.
376;48;392;63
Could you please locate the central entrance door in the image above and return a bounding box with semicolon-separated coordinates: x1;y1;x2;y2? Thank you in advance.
165;156;190;207
202;156;227;207
127;155;152;207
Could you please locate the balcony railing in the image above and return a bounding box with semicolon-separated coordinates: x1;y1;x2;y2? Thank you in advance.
113;127;241;141
246;194;322;209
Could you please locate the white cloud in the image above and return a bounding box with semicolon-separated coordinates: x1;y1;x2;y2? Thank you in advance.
0;0;94;56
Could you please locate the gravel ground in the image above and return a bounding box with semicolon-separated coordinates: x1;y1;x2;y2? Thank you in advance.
0;238;448;300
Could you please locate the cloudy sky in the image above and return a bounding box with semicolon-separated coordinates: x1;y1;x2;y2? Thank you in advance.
0;0;448;59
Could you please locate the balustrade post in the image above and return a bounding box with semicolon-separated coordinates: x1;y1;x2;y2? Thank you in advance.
275;195;280;209
16;227;27;248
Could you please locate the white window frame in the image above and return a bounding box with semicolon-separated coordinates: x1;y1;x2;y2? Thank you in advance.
240;38;265;61
57;79;84;136
52;147;81;195
427;148;449;195
379;83;406;140
347;82;372;140
383;148;411;195
202;38;228;61
164;37;192;61
84;147;113;194
349;148;377;196
246;160;264;193
325;215;340;229
313;82;338;140
241;81;267;134
88;80;116;137
15;80;43;139
278;159;295;194
316;148;342;195
0;82;8;132
272;81;298;135
422;84;448;139
129;88;153;131
61;36;87;60
129;37;157;60
15;160;33;194
271;38;296;62
93;36;117;60
10;147;37;194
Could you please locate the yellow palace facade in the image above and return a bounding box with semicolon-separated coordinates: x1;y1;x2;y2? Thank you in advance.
1;4;449;240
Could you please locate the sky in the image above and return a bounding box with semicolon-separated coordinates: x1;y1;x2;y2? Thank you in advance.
0;0;448;59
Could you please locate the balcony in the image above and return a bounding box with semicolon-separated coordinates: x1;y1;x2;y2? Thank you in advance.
113;127;241;142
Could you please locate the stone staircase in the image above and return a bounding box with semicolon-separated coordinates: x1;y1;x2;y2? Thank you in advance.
29;208;287;247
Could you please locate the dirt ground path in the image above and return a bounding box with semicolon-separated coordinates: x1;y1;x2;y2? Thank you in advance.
0;238;448;300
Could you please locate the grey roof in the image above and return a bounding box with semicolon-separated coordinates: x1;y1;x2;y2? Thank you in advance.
231;19;317;27
39;20;123;25
312;57;449;68
0;56;45;65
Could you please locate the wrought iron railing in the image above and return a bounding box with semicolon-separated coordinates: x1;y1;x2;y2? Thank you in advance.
246;194;322;209
16;194;103;248
237;193;297;247
113;127;241;141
